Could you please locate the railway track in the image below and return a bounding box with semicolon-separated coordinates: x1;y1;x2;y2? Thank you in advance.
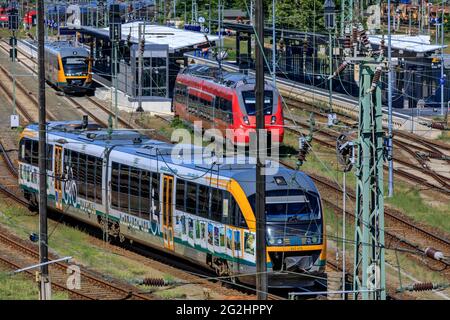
280;161;450;281
0;140;154;299
0;227;153;300
0;140;28;207
284;114;450;196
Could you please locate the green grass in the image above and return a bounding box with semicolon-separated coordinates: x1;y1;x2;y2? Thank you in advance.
0;268;69;300
0;202;161;284
385;184;450;234
154;288;187;299
437;132;450;142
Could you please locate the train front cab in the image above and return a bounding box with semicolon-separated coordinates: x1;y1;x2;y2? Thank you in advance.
230;177;326;288
230;87;284;146
56;53;94;95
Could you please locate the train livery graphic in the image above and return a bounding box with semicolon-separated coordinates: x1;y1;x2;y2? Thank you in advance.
173;64;285;145
18;121;325;288
22;41;94;95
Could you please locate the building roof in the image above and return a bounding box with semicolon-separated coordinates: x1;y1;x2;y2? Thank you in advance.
223;9;248;18
368;34;446;54
80;22;219;52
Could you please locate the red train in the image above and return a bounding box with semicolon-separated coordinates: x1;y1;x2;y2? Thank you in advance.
23;10;37;28
0;7;9;26
173;64;284;145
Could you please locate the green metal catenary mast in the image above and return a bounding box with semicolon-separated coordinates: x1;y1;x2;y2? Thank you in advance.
351;56;386;300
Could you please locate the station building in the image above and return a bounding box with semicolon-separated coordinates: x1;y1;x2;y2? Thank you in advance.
77;22;218;114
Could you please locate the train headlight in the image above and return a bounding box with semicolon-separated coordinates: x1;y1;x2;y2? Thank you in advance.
243;116;250;125
271;116;276;124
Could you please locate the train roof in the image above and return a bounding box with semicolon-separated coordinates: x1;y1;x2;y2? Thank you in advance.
182;64;262;89
35;41;90;57
23;121;318;195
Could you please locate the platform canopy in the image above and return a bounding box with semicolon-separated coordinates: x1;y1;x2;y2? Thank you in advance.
368;34;446;54
80;22;219;53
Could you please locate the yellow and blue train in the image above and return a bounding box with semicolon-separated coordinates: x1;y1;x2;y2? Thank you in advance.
21;40;94;95
18;121;326;288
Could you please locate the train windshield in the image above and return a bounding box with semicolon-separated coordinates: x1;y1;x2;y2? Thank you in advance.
241;90;273;115
63;57;88;76
248;189;323;246
248;189;321;222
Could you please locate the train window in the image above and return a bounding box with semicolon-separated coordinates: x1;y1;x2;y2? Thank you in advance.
210;188;223;222
86;155;96;202
175;179;186;211
229;197;247;228
140;170;151;216
129;167;141;217
119;164;130;213
95;158;102;204
31;140;39;166
46;144;53;171
77;153;87;199
185;181;197;215
151;173;160;214
197;184;209;218
62;57;88;76
69;150;79;187
111;162;120;209
19;139;31;164
241;91;273;115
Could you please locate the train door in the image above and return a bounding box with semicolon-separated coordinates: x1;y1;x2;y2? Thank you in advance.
162;174;174;251
54;145;63;210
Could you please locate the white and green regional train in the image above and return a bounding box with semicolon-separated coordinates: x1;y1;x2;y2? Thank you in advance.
18;121;326;288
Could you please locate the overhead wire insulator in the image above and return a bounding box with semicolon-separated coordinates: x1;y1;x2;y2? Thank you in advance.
398;282;450;293
344;33;352;49
368;65;383;92
328;61;349;80
352;26;358;44
380;36;386;56
141;278;171;287
358;24;372;52
424;247;445;261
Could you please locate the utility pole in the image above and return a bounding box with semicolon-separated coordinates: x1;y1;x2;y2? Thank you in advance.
137;23;145;113
388;0;394;197
351;58;386;300
173;0;176;19
217;0;223;50
110;4;121;128
255;0;267;300
208;0;211;35
440;1;445;116
37;0;51;300
8;6;19;127
272;0;276;88
325;0;336;113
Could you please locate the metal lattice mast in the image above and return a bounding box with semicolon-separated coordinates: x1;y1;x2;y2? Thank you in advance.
340;0;353;36
352;58;386;300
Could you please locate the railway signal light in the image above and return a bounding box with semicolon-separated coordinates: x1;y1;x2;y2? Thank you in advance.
8;8;19;30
